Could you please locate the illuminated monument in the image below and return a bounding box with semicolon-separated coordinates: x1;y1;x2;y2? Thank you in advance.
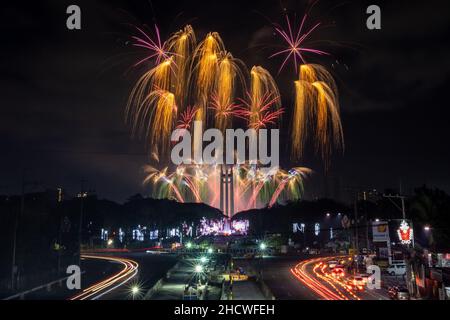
219;165;235;218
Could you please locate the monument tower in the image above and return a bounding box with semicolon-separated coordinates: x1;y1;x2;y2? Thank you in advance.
219;165;234;218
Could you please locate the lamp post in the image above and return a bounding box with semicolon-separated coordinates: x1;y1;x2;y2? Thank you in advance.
259;242;267;251
194;264;204;298
195;264;203;273
424;225;433;249
259;242;266;280
78;180;87;268
131;285;140;300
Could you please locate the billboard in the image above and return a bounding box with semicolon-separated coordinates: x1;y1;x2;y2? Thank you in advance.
372;220;389;242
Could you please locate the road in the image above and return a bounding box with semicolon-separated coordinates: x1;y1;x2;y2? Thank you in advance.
8;252;177;300
290;256;389;300
234;256;318;300
70;255;139;300
4;255;125;300
10;253;391;300
235;255;390;300
71;252;177;300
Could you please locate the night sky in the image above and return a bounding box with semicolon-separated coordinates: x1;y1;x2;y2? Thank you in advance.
1;0;449;202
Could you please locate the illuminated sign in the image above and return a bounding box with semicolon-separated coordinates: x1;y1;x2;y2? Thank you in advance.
315;223;320;236
372;220;389;242
293;223;305;233
397;220;413;245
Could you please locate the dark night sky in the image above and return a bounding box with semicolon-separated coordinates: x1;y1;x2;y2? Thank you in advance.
1;0;450;202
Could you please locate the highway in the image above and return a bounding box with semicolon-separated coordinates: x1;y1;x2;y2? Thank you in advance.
70;255;139;300
290;256;389;300
235;255;390;300
10;253;390;300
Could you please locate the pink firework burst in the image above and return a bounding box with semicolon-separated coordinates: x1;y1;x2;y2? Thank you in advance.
270;14;330;73
176;106;198;130
209;93;243;119
237;92;284;130
131;24;174;67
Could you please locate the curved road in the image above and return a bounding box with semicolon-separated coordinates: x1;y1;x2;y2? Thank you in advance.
70;255;139;300
290;256;388;300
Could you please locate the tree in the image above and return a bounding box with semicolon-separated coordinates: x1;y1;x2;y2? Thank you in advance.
409;186;450;248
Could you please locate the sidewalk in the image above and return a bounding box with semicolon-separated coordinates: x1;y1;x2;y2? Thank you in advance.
232;280;267;300
147;259;222;300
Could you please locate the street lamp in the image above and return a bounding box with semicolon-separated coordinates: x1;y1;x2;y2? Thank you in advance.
424;225;431;232
129;284;141;300
375;218;380;222
194;264;205;291
207;247;213;254
131;285;140;295
186;242;192;249
326;213;331;217
258;242;267;281
195;264;203;273
200;256;208;264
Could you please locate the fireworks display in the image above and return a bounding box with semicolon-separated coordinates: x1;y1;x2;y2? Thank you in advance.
270;14;330;73
292;64;344;162
142;164;312;212
131;25;172;67
126;16;343;213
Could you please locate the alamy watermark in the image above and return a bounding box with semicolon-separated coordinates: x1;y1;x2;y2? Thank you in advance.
171;121;279;173
66;5;81;30
366;5;381;30
366;265;381;290
66;265;81;290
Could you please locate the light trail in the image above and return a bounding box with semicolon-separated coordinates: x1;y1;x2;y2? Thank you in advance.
314;263;348;300
290;257;343;300
317;262;361;300
70;255;139;300
290;256;364;300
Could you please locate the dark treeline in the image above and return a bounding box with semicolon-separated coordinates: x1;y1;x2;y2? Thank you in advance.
0;192;223;294
1;185;449;294
234;186;450;249
234;198;350;234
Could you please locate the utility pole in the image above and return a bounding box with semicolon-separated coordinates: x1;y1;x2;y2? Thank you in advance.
10;177;24;290
384;192;416;296
56;192;63;275
383;194;413;261
344;186;363;274
362;192;370;251
382;194;408;266
78;179;86;268
383;194;407;220
11;173;38;290
401;197;406;220
354;192;359;273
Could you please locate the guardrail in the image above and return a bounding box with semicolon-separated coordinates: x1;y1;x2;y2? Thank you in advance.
3;272;86;300
143;278;164;300
256;277;276;300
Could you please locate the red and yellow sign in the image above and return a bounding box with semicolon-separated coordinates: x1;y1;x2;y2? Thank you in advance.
397;220;413;245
